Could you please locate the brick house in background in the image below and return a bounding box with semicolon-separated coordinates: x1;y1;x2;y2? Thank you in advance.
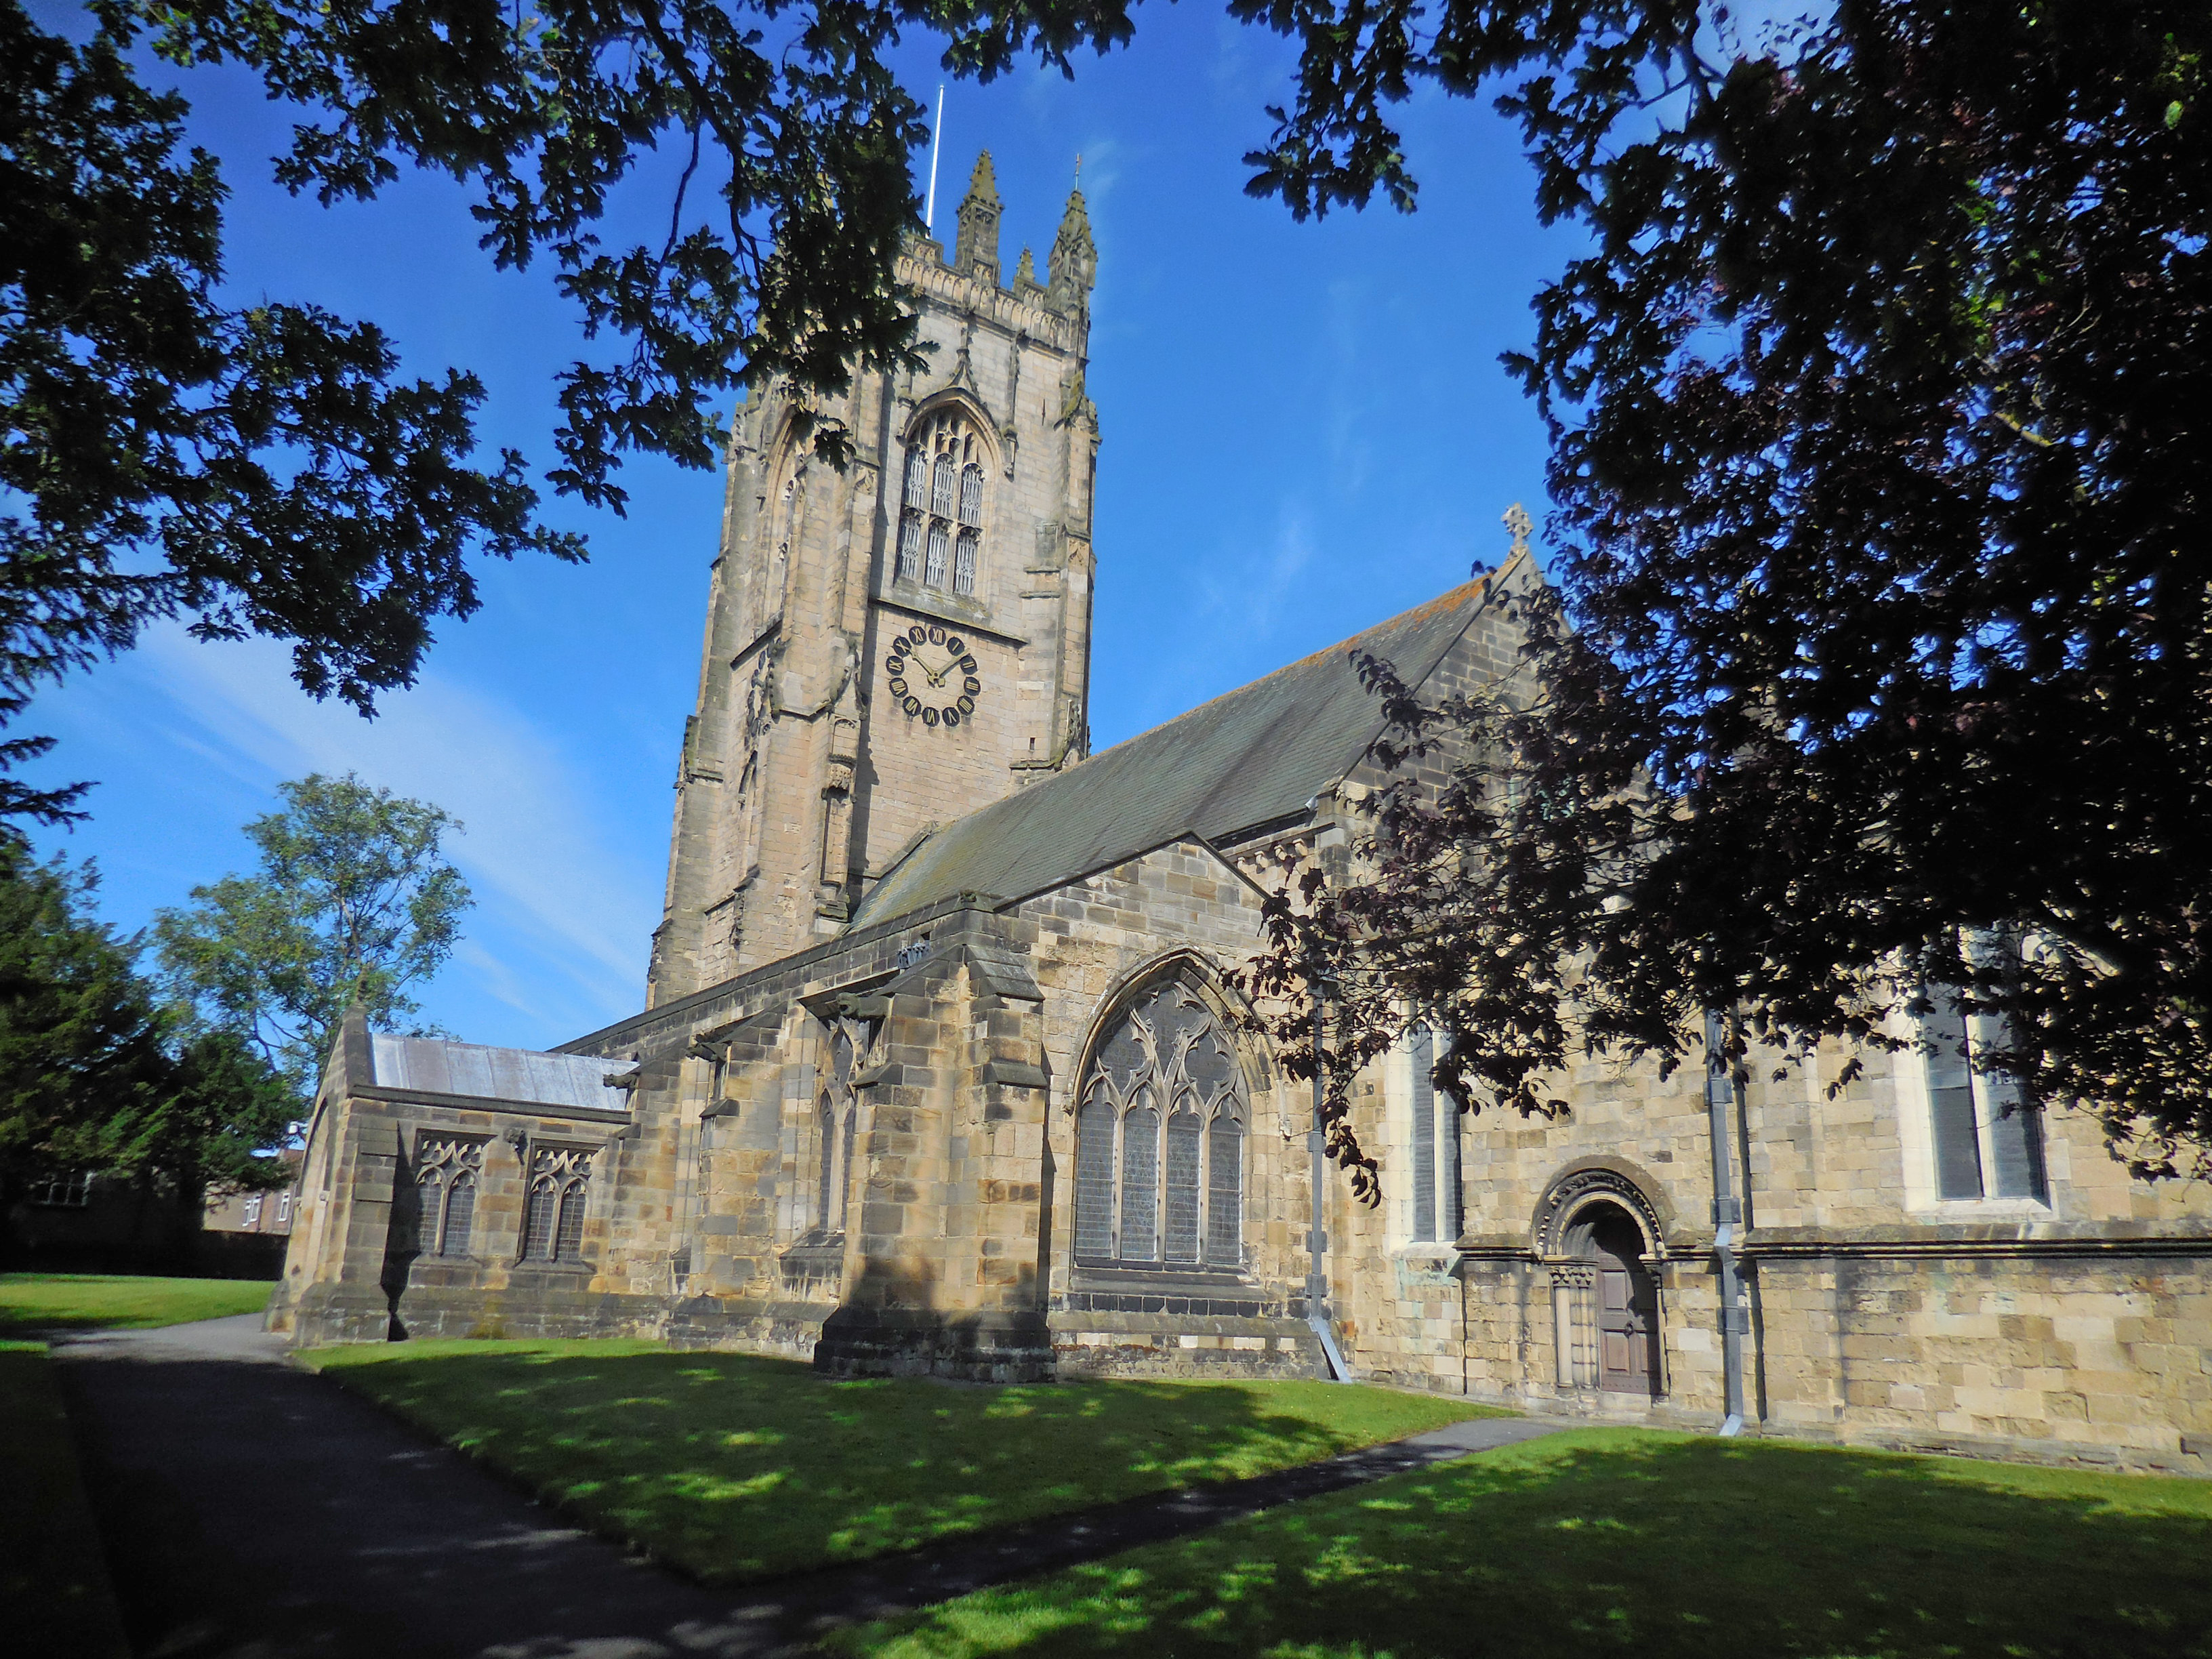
203;1149;304;1238
270;152;2212;1477
6;1153;295;1277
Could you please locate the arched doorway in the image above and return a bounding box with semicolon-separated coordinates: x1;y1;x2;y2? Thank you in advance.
1570;1202;1660;1397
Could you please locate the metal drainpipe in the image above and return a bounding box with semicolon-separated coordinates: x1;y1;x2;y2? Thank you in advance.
1306;966;1350;1381
1703;1009;1748;1435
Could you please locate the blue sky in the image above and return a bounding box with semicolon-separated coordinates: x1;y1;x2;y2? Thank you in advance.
22;1;1574;1050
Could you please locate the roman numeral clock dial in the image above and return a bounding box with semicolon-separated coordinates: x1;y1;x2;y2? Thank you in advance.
885;624;984;729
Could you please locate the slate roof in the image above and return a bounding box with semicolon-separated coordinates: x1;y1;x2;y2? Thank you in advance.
851;568;1513;928
369;1033;631;1113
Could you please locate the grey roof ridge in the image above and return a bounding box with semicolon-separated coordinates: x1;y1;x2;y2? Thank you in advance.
857;558;1535;929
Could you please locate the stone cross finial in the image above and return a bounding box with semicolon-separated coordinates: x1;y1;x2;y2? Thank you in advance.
1503;502;1532;559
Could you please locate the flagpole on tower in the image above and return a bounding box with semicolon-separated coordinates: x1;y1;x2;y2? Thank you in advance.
924;84;946;234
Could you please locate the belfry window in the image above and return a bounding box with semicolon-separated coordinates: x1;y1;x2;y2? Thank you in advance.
897;504;924;583
414;1135;485;1257
897;413;987;594
1074;978;1248;1268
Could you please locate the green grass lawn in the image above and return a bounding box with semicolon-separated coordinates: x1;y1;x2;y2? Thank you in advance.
0;1272;274;1334
834;1427;2212;1659
304;1338;1504;1582
0;1342;130;1658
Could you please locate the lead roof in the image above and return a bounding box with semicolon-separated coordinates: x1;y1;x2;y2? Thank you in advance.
851;560;1525;928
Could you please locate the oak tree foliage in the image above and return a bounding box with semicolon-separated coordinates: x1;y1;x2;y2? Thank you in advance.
143;0;939;499
155;773;472;1097
3;0;584;830
1216;0;2212;1183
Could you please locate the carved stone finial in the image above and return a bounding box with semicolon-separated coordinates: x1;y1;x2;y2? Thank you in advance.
1503;501;1532;560
953;150;1002;285
1013;245;1038;291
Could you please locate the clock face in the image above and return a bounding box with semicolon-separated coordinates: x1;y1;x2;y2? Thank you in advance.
884;623;983;729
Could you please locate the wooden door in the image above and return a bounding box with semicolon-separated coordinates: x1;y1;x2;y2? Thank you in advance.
1593;1218;1657;1395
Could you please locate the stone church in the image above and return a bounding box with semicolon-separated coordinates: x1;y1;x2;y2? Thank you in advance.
273;154;2212;1476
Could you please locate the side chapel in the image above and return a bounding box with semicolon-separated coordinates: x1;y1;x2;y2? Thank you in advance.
274;153;2212;1475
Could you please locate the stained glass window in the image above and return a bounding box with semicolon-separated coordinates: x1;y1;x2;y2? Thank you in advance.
440;1172;475;1256
1072;978;1247;1268
415;1135;485;1258
524;1146;595;1261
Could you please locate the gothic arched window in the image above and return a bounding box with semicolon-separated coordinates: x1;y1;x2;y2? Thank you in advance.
441;1171;477;1256
814;1021;866;1236
1073;978;1248;1267
897;508;924;584
898;412;987;594
523;1145;595;1263
413;1135;485;1258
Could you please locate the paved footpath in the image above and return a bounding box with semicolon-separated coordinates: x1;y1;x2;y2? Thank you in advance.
56;1315;1562;1658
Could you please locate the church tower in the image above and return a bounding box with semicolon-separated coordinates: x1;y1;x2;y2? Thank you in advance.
648;155;1101;1002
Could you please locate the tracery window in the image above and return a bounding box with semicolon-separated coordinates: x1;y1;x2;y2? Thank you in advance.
523;1145;594;1263
897;507;924;583
415;1135;486;1257
897;413;987;594
1074;979;1247;1267
814;1021;867;1235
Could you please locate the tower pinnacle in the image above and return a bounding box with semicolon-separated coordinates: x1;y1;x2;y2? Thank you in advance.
1047;185;1097;311
953;150;1002;285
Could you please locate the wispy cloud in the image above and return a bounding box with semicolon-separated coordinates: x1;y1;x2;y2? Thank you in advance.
1192;499;1315;647
138;626;655;1033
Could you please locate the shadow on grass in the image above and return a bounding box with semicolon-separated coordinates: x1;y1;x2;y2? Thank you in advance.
840;1427;2212;1659
1;1343;131;1658
306;1340;1500;1583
